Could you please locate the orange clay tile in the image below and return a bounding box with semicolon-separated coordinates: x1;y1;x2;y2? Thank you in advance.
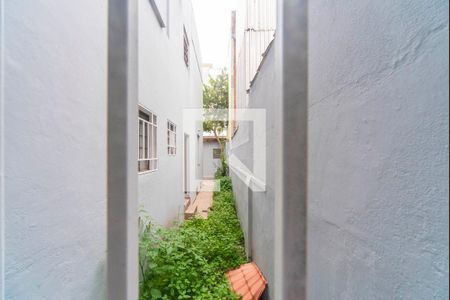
226;262;267;300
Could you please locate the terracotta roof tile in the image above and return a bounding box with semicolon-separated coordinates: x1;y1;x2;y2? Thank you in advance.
226;263;267;300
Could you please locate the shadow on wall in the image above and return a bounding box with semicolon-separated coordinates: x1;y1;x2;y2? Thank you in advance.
88;260;106;299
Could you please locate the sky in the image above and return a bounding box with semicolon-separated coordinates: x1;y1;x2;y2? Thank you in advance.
191;0;238;74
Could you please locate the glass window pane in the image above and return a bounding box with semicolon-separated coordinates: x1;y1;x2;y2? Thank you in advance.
139;160;150;172
139;110;150;121
144;123;148;159
139;121;143;159
149;124;153;158
213;148;222;159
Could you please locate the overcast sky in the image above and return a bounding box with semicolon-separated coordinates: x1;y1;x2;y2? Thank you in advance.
191;0;238;71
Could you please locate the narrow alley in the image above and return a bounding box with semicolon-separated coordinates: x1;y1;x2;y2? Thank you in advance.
0;0;448;299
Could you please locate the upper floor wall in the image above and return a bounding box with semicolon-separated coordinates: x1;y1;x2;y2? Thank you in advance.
229;0;277;136
139;0;203;92
3;1;108;298
137;0;204;225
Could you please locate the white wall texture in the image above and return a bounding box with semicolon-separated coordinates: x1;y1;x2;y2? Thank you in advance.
231;1;448;299
3;1;203;297
229;45;280;299
203;139;221;178
308;1;449;298
138;0;203;226
4;1;107;299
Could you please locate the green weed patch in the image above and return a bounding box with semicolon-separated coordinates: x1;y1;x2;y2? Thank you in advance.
139;177;246;299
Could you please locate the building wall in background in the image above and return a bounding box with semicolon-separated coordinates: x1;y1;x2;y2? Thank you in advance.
308;1;449;298
203;138;221;179
229;44;280;299
229;0;277;136
229;1;279;299
138;0;203;226
228;1;279;299
4;1;108;298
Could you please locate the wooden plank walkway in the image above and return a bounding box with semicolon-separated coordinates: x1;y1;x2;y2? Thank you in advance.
185;180;215;219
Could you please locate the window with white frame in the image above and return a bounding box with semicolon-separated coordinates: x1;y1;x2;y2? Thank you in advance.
167;121;177;155
138;108;158;172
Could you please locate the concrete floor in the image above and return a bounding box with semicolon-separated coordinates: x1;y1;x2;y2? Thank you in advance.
185;180;216;219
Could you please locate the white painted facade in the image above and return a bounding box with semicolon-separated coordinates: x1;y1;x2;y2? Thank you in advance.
2;0;203;298
3;1;108;298
229;0;276;136
138;0;203;226
308;1;449;298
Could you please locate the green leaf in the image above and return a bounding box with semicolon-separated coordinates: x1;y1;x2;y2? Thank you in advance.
151;288;162;299
139;176;246;299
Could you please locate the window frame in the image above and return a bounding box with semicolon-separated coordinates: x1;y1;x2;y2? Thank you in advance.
183;26;190;68
149;0;167;28
138;107;158;173
167;120;177;156
213;148;222;159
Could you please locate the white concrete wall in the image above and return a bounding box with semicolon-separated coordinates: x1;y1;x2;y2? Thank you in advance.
4;1;107;299
308;1;449;298
138;0;203;226
231;1;448;298
229;44;280;299
203;139;221;179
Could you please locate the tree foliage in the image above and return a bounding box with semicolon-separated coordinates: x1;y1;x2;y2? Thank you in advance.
203;69;229;139
203;70;229;173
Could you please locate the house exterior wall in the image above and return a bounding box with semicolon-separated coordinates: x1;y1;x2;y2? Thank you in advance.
138;0;203;226
2;0;203;297
229;0;277;137
229;45;280;299
229;2;279;299
230;0;448;299
203;139;221;179
3;1;108;298
308;1;449;298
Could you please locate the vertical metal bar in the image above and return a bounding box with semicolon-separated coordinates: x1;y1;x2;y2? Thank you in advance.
147;123;150;160
107;0;138;299
0;0;4;297
153;126;157;159
274;0;308;299
263;0;267;50
137;120;140;160
258;0;261;60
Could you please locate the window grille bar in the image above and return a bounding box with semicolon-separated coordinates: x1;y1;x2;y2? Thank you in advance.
236;0;276;97
148;122;150;159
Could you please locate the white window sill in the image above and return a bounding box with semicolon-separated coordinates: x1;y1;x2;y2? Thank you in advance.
138;169;158;175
